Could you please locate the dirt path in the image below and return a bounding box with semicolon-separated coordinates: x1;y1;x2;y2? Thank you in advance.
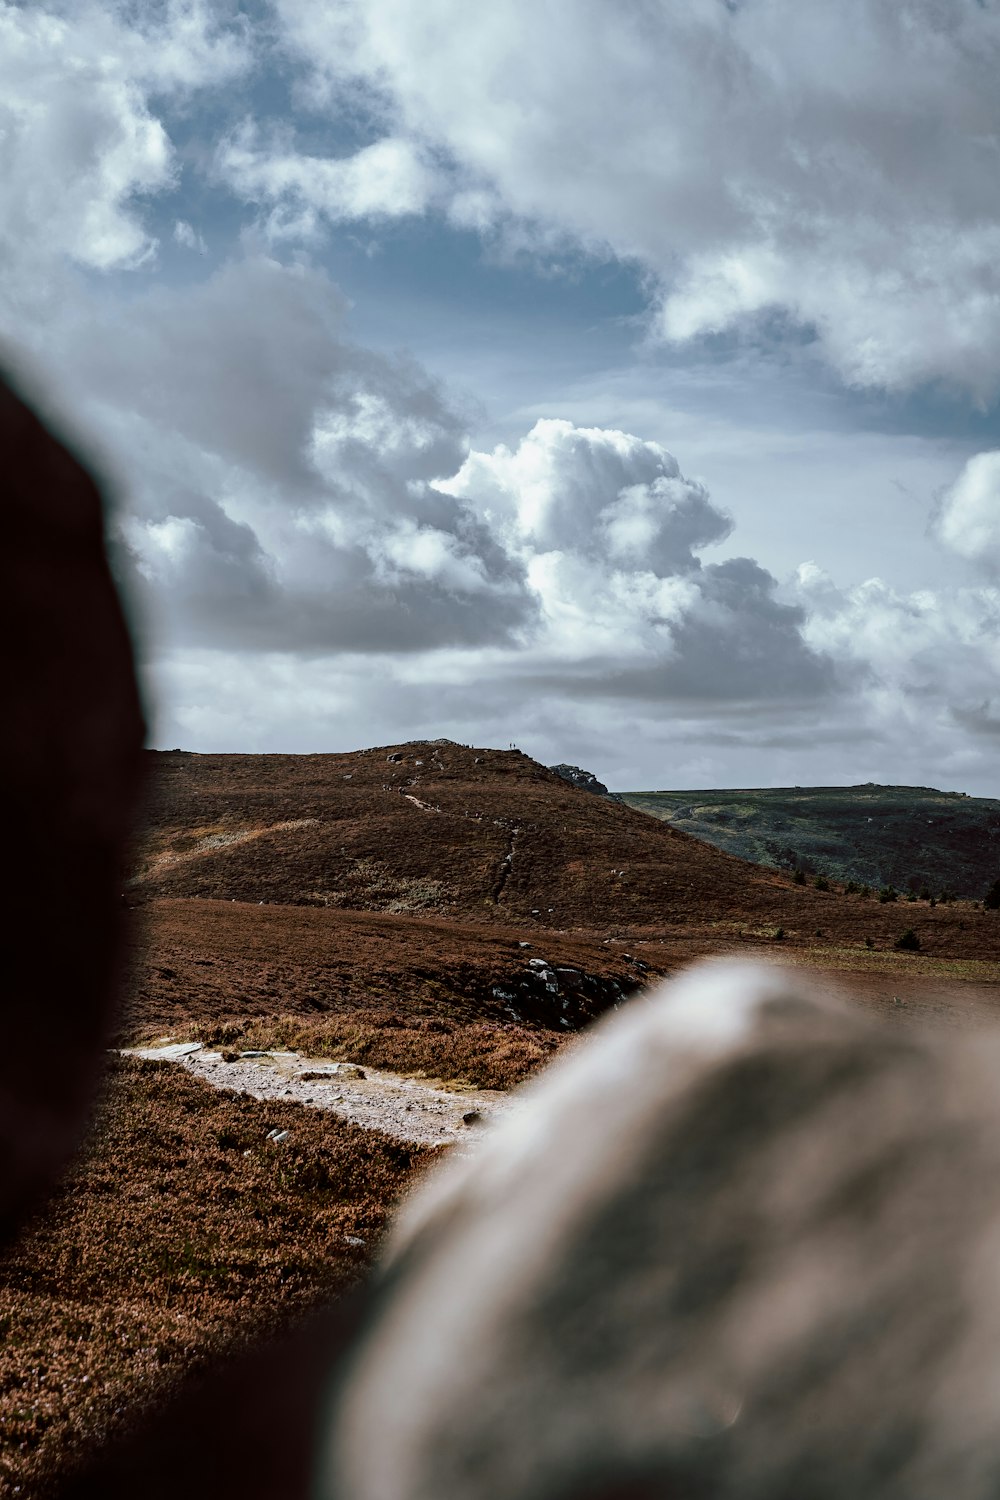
124;1041;513;1146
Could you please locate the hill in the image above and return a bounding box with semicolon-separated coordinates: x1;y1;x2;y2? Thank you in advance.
619;784;1000;900
132;742;870;933
129;744;997;963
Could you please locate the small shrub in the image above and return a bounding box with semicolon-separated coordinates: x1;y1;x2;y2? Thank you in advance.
878;886;898;904
864;937;875;949
895;928;921;952
906;891;917;902
859;885;871;900
919;886;933;902
814;928;824;938
985;878;1000;910
774;927;785;941
814;876;830;892
793;869;806;886
845;880;858;894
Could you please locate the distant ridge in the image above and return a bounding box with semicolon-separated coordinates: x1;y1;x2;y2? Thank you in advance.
620;783;1000;899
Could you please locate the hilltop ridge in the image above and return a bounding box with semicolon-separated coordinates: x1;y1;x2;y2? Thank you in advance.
132;743;994;959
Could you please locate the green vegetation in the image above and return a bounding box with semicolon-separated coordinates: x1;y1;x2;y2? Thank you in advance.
620;783;1000;898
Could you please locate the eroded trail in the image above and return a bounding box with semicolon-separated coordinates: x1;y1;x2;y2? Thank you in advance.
125;1041;514;1146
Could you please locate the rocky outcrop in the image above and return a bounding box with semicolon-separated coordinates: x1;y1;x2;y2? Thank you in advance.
488;958;634;1029
549;763;616;797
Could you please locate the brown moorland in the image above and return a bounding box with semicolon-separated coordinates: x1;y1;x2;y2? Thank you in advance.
122;742;1000;1076
123;898;653;1088
0;1058;429;1497
132;740;998;956
5;742;998;1494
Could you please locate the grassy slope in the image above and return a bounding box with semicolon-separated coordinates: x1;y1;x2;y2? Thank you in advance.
620;784;1000;899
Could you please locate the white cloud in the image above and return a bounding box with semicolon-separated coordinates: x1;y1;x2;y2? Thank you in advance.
445;419;732;567
0;4;171;275
58;256;537;654
937;451;1000;568
174;219;208;254
795;563;1000;752
273;0;1000;397
444;419;831;702
0;0;252;317
1;0;996;793
217;124;438;241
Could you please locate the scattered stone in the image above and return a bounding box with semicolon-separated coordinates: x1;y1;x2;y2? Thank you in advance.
517;941;532;948
240;1050;273;1059
344;1235;366;1247
387;752;403;763
266;1129;289;1144
329;1063;366;1079
462;1111;483;1127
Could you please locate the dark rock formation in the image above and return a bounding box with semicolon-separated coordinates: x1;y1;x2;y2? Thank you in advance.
550;763;615;797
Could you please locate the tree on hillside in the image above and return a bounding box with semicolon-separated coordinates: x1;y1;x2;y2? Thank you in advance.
985;878;1000;910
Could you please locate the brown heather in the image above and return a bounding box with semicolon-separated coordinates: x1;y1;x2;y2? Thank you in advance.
0;1058;429;1497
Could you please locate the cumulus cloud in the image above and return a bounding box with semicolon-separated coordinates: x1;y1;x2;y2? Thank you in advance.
217;124;438;242
272;0;1000;397
443;419;832;703
0;3;170;277
2;0;996;792
936;451;1000;569
68;256;538;654
0;1;250;286
794;562;1000;748
80;289;829;698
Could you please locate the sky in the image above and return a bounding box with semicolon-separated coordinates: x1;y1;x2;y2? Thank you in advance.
5;0;1000;793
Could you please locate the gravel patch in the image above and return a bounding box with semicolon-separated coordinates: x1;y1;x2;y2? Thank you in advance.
124;1042;514;1146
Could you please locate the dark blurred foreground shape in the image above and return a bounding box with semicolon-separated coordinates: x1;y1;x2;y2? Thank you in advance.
9;370;1000;1499
1;370;143;1238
